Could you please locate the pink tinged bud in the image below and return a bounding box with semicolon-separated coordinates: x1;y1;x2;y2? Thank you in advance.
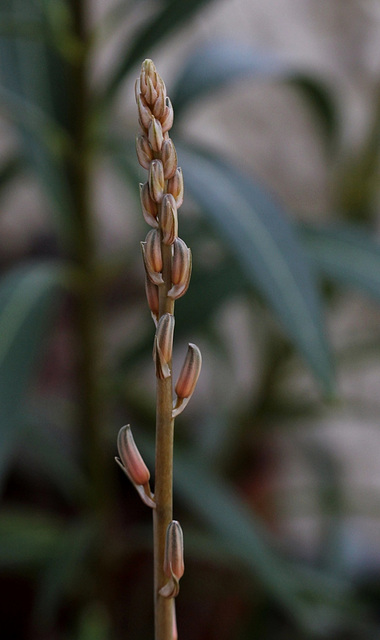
154;313;174;379
152;90;166;119
168;238;192;299
173;343;202;418
136;135;153;170
148;117;163;152
145;75;158;105
115;425;156;509
161;139;178;180
140;182;158;228
137;95;152;130
159;521;184;598
160;194;178;245
161;97;174;133
145;276;159;325
167;167;184;207
149;159;165;203
141;228;163;285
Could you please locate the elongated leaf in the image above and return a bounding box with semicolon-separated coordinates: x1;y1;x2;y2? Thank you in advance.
0;262;63;487
178;143;333;392
101;0;217;105
300;223;380;301
170;41;337;141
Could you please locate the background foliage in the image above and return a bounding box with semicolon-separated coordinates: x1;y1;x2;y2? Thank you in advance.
1;1;380;638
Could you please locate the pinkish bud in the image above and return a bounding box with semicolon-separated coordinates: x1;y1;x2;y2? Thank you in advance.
137;95;152;130
152;90;166;119
168;238;192;299
145;75;158;105
161;97;174;133
148;117;163;152
140;182;158;228
149;159;165;203
172;343;202;418
159;521;184;598
154;313;175;379
161;139;177;180
136;135;153;170
116;425;150;486
141;229;163;285
160;194;178;245
167;167;183;207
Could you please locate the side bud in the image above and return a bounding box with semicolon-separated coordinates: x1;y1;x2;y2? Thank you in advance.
173;343;202;418
168;237;192;299
154;313;175;379
161;97;174;133
136;135;153;170
149;159;165;203
137;94;152;131
141;228;163;285
161;139;177;180
148;117;164;152
115;425;155;508
167;167;184;207
159;520;184;598
160;194;178;245
140;182;158;228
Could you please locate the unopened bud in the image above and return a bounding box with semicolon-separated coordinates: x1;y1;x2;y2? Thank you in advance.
161;97;174;133
152;90;166;119
167;167;184;207
149;159;165;203
161;139;177;180
168;238;192;299
172;343;202;417
159;521;184;598
141;229;163;285
140;182;158;228
116;424;150;486
160;194;178;245
145;75;158;105
145;276;159;325
154;313;174;379
136;135;153;170
148;117;163;152
137;94;152;130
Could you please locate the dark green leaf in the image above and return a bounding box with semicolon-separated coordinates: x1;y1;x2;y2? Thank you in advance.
0;262;64;488
178;143;333;393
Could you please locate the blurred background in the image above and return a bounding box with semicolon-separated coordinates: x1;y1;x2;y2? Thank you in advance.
1;0;380;638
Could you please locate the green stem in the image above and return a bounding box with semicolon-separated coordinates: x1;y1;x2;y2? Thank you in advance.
153;243;175;640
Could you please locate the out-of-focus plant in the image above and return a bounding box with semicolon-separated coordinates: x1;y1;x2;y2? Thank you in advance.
1;1;380;639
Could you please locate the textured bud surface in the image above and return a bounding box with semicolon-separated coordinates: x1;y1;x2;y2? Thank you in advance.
149;159;165;203
117;425;150;486
175;343;202;400
160;194;178;245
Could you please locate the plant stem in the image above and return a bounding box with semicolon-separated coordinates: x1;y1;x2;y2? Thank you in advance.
154;243;175;640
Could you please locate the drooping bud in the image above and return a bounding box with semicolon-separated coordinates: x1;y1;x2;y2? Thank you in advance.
141;229;163;285
160;194;178;245
115;425;156;508
137;94;152;131
145;276;159;325
167;167;184;207
136;134;153;170
149;159;165;203
159;521;184;598
148;117;164;152
173;343;202;417
161;97;174;133
161;139;177;180
154;313;174;379
140;182;158;228
168;238;192;299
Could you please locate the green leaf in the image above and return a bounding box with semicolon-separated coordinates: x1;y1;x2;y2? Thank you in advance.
101;0;217;105
178;143;334;393
170;42;337;141
0;262;64;487
300;222;380;301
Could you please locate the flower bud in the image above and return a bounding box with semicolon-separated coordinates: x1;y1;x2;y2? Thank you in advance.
140;182;158;228
152;90;166;119
159;521;184;598
167;167;184;207
137;94;152;130
149;159;165;203
136;134;153;170
117;425;150;486
168;238;191;299
161;97;174;133
148;117;163;152
145;276;159;325
161;139;177;180
154;313;175;379
172;343;202;417
141;229;163;285
145;75;158;105
160;194;178;245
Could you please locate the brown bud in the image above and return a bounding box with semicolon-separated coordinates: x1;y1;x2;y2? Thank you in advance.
137;95;152;131
152;90;166;119
116;425;150;486
168;238;192;299
175;343;202;399
149;159;165;203
136;135;153;170
148;117;163;153
142;229;163;285
161;139;177;179
161;97;174;133
154;313;175;379
160;194;178;245
167;167;184;207
145;276;159;325
145;75;158;105
159;521;184;598
140;182;158;228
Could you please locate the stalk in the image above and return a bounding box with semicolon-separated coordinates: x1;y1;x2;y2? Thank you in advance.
116;60;202;640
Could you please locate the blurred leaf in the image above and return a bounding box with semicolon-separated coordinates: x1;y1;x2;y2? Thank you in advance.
101;0;217;105
170;41;337;141
300;223;380;301
0;262;64;488
0;509;63;570
178;143;334;393
76;604;111;640
0;154;26;197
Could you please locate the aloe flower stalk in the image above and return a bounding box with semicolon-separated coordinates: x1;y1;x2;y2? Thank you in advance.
116;59;202;640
